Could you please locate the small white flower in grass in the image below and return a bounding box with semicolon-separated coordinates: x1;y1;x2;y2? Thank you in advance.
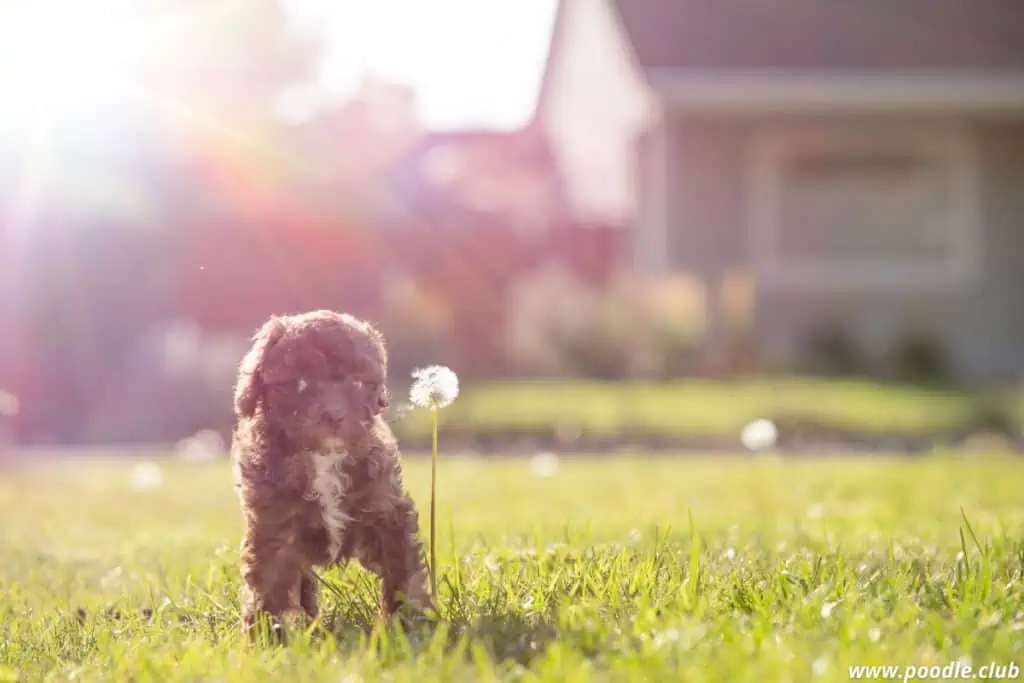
483;553;500;573
100;566;124;589
174;429;225;462
806;502;825;520
409;365;459;409
740;418;778;451
530;451;560;478
652;628;681;649
811;656;829;676
130;462;163;491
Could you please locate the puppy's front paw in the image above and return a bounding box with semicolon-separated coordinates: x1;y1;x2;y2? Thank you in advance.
244;612;289;647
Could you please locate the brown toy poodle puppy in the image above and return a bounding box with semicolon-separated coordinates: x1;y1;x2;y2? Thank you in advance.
230;310;431;635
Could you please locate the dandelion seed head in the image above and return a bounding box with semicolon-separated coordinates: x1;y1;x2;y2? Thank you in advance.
409;365;459;409
130;462;163;491
820;600;840;619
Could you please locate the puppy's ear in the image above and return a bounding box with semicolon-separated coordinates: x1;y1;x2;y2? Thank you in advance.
367;321;388;370
234;316;287;418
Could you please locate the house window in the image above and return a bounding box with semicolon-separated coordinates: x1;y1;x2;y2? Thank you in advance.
747;127;981;290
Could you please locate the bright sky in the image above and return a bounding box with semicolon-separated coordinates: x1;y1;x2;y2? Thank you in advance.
0;0;556;136
285;0;558;130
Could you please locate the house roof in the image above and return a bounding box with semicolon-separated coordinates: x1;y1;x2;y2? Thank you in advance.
612;0;1024;73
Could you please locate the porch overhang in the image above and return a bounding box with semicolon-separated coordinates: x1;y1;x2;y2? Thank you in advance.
647;70;1024;113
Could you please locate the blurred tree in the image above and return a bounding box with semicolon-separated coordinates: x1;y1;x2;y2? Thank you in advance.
135;0;326;206
141;0;321;116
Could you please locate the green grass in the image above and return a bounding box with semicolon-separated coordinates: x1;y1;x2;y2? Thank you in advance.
397;378;1023;438
2;453;1023;682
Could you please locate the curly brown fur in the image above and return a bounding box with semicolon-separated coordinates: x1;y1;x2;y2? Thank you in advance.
230;310;430;635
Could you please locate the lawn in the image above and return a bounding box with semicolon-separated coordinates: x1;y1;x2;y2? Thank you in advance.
1;453;1023;682
395;378;1023;439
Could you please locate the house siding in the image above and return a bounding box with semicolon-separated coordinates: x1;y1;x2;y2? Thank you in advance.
959;123;1024;378
659;112;1024;379
663;116;747;275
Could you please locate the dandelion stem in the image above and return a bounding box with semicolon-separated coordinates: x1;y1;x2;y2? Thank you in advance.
429;404;439;600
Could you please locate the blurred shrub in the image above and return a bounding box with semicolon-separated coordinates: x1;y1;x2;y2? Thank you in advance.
800;323;865;376
374;272;454;383
889;333;952;385
962;392;1020;437
505;265;701;379
504;262;593;376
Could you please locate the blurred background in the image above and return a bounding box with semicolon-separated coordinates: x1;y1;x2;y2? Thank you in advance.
1;0;1022;457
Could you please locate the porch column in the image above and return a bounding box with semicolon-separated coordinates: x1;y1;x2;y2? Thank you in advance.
633;103;671;275
700;269;728;373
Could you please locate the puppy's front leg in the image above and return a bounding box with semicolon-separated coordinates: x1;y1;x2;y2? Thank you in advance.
239;526;303;637
299;569;320;621
362;494;432;619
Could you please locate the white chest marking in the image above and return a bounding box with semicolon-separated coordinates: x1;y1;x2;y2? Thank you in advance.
304;438;350;563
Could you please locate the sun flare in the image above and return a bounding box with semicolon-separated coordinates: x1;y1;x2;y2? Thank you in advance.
0;4;156;127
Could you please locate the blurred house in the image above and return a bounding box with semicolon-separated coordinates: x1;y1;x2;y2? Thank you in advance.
536;0;1024;380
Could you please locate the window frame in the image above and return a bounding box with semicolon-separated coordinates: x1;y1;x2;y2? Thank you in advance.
745;125;982;292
